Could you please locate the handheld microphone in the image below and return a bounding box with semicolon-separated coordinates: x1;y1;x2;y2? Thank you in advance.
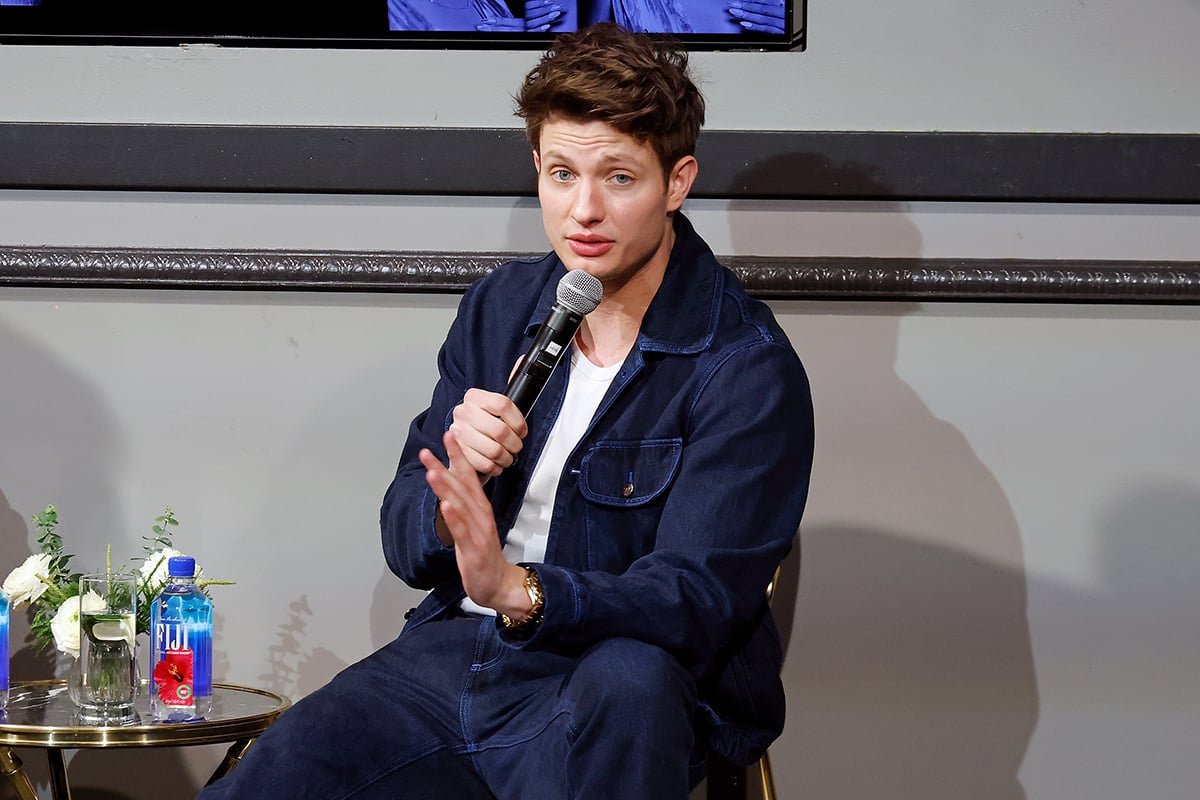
506;270;604;416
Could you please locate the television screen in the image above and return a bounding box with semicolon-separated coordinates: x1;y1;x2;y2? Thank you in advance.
0;0;804;50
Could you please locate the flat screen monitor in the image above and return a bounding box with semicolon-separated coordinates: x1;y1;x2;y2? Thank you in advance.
0;1;805;51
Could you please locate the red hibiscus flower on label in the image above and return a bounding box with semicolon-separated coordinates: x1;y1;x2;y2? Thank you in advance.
153;649;195;706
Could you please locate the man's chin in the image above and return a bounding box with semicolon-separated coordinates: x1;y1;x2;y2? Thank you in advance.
554;248;610;277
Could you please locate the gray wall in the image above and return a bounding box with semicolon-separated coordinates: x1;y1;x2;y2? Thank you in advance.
2;0;1199;797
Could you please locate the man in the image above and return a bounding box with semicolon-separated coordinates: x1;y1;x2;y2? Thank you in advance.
201;23;812;799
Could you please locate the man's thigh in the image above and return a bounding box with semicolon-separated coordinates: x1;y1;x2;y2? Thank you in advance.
202;615;492;799
470;636;698;800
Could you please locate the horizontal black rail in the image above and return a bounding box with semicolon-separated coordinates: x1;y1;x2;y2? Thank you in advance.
1;125;1197;202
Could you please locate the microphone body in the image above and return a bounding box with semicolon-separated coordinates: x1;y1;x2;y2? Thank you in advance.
506;304;585;415
505;270;603;416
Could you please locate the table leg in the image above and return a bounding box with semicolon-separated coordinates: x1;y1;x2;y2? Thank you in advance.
46;749;72;800
206;738;255;786
0;747;41;800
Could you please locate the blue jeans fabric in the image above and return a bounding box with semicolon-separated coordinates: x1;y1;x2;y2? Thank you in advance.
199;614;699;799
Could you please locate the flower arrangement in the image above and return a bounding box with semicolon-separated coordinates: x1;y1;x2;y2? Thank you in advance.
1;504;232;659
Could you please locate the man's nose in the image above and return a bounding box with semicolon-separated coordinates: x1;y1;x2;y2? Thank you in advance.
571;179;604;226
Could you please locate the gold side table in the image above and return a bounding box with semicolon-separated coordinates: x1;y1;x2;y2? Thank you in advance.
0;680;291;800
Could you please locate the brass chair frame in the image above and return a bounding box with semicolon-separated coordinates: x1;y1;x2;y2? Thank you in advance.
706;565;782;800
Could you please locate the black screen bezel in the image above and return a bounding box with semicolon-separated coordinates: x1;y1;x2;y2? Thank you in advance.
0;2;806;51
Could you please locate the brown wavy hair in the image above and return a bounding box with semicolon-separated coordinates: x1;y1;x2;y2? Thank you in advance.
514;23;706;178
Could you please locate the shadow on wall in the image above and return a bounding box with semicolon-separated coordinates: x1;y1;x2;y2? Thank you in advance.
257;595;350;702
0;489;35;672
0;312;134;683
0;488;56;800
1095;483;1200;699
241;311;442;698
1010;480;1200;794
789;526;1036;800
730;154;1039;800
0;311;199;799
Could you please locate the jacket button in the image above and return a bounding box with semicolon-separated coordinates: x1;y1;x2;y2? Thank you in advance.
404;608;415;620
622;482;634;497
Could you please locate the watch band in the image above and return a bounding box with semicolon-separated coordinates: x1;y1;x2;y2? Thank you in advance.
498;565;545;632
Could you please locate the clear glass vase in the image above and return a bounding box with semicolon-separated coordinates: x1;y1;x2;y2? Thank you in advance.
72;573;140;726
64;644;142;707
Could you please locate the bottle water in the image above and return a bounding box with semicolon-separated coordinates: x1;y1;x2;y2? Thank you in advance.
149;556;213;721
0;590;8;710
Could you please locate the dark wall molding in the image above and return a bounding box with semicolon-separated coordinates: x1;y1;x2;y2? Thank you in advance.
2;246;1197;303
1;124;1198;202
3;125;1195;302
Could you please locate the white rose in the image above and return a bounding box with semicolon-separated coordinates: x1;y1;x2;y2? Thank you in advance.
50;590;106;659
90;614;137;650
2;552;54;607
139;548;202;593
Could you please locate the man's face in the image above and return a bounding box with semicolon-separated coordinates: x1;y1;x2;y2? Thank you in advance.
534;117;696;293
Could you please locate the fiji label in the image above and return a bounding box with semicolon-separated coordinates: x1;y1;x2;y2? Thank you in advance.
153;623;195;706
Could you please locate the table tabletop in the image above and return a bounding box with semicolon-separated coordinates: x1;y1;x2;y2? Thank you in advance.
0;681;291;749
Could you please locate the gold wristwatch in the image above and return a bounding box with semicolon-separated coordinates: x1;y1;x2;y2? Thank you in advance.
498;565;545;632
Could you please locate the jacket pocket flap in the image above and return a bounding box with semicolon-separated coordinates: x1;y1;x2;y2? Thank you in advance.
579;438;683;507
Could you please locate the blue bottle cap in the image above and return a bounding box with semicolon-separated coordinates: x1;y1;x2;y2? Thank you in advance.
167;556;196;577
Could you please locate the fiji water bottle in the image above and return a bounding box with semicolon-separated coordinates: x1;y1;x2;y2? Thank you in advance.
149;556;213;721
0;590;8;710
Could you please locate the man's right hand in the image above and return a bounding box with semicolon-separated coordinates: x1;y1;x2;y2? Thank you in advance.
421;431;534;618
447;387;528;479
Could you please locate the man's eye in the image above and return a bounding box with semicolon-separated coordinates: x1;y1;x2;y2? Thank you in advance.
551;169;573;181
611;174;633;186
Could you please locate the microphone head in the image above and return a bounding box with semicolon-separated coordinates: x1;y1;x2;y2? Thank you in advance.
556;270;603;316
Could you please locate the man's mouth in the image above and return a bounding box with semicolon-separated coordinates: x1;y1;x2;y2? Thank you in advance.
567;236;615;257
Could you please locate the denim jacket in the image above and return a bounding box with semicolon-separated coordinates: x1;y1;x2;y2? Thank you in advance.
381;213;814;765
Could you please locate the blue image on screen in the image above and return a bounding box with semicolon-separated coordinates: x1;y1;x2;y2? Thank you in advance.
386;0;786;35
389;0;522;32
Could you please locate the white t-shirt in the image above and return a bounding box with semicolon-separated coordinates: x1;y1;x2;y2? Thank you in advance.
460;346;621;616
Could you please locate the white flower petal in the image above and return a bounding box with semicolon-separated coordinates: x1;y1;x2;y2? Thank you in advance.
50;595;83;659
2;553;54;607
139;547;190;593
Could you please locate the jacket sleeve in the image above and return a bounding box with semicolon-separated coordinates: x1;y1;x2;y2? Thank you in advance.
379;256;560;592
502;338;814;676
379;282;487;590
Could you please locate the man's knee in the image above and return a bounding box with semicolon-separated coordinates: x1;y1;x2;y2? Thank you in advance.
568;638;696;724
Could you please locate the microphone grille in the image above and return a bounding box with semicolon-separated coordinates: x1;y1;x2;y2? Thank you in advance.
556;270;603;315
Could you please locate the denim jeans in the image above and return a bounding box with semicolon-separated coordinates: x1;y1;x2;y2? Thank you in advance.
199;614;699;799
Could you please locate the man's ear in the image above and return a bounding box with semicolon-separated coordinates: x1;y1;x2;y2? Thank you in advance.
533;150;541;173
666;155;698;212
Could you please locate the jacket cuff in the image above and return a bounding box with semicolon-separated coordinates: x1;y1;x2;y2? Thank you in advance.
421;488;457;559
496;563;574;648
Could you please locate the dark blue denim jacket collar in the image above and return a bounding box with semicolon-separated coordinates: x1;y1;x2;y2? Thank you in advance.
522;212;721;356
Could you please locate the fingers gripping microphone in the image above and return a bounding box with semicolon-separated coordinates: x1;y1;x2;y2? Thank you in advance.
506;270;604;416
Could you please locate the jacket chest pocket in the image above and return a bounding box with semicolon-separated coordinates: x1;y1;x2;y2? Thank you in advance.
579;438;683;506
577;438;683;569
